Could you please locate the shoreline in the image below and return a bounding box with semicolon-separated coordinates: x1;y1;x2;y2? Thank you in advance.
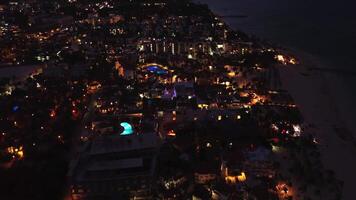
278;52;356;200
197;1;356;198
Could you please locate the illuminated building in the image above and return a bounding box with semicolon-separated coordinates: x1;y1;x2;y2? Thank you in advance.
69;132;159;199
194;162;219;184
115;61;124;76
194;172;217;184
87;81;101;94
221;159;247;185
7;146;24;159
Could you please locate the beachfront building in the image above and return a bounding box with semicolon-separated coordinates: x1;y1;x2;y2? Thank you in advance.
68;132;159;200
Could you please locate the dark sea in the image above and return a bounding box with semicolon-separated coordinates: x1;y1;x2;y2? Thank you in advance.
195;0;356;123
195;0;356;80
194;1;356;198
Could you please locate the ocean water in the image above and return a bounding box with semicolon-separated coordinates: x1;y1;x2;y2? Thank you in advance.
195;0;356;71
194;1;356;198
195;0;356;116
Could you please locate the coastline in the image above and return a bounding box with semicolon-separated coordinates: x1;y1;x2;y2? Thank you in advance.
195;1;356;198
1;0;356;199
197;0;356;196
278;51;356;200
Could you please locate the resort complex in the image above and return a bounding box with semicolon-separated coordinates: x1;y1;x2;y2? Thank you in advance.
0;0;346;200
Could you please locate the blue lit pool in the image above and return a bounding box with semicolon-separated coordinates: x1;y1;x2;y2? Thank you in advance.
120;122;134;135
146;65;168;75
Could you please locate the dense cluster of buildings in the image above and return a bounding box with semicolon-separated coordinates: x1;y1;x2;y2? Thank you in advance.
0;0;342;200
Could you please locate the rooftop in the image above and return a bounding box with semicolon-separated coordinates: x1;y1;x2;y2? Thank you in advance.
87;157;143;171
90;132;158;155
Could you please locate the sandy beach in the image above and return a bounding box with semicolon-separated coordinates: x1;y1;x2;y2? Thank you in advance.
278;52;356;200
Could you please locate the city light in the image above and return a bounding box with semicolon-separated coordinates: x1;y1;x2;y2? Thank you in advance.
167;130;176;137
0;0;338;199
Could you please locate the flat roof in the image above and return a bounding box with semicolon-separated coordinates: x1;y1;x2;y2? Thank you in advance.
90;132;158;155
87;158;143;171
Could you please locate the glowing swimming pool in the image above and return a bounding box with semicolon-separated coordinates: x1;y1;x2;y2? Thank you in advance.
142;63;168;75
120;122;134;135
